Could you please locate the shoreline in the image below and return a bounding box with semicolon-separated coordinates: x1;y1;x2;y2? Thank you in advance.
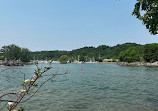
0;60;34;66
1;60;158;67
117;62;158;67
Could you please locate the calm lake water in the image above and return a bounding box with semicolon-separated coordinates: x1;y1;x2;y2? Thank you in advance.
0;63;158;111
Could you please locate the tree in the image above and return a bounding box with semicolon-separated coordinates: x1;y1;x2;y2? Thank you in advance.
132;0;158;35
0;44;31;62
31;43;143;62
144;43;158;62
1;44;21;60
0;52;4;60
21;48;31;62
80;56;86;62
59;55;68;64
118;51;125;62
118;47;143;63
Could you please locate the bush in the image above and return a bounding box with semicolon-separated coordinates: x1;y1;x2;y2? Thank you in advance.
59;55;68;64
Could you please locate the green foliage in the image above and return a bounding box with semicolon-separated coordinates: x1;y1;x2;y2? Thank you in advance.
33;83;38;87
32;50;68;60
1;44;21;60
0;44;31;62
70;46;96;60
59;55;68;64
20;48;31;62
2;43;158;63
80;56;86;62
109;43;141;58
144;43;158;62
31;43;143;63
132;0;158;35
0;52;3;60
118;47;143;63
118;51;125;62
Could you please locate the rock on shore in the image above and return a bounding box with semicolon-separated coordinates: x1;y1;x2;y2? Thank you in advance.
0;60;24;66
118;62;158;67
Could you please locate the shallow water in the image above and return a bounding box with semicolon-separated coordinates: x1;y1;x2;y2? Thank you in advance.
0;63;158;111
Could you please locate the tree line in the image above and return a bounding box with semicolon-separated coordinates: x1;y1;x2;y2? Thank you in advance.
0;44;31;62
1;43;158;63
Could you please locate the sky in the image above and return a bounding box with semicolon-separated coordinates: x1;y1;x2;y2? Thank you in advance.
0;0;157;51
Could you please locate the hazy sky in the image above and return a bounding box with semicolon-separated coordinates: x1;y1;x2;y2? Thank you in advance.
0;0;157;51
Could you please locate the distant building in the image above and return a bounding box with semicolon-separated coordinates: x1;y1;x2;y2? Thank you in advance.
107;59;113;62
102;59;108;62
103;59;114;62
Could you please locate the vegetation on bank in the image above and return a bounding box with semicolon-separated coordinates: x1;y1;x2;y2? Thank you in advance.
59;55;69;64
1;43;158;63
0;44;31;62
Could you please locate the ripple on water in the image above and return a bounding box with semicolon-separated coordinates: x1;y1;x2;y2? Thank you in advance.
1;64;158;111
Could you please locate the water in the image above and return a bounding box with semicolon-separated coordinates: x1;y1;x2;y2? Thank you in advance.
0;63;158;111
